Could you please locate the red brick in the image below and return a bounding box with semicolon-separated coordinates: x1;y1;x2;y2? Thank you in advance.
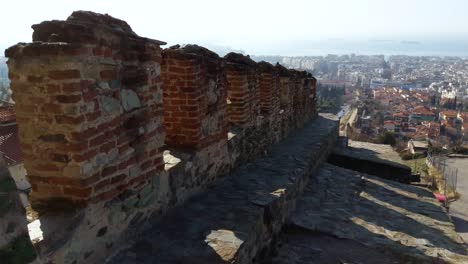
49;70;81;80
94;179;110;191
110;174;127;184
101;165;117;177
100;70;118;80
69;128;98;141
27;75;43;83
62;82;85;93
42;103;63;113
55;115;86;125
86;111;101;122
83;90;99;102
90;133;113;146
56;94;82;103
33;163;61;172
46;84;61;93
57;142;88;152
64;187;92;198
72;150;98;162
99;141;116;153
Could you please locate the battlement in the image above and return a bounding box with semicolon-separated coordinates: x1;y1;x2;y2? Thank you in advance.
3;11;318;263
6;11;317;208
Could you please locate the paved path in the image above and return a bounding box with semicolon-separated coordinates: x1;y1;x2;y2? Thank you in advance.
446;158;468;244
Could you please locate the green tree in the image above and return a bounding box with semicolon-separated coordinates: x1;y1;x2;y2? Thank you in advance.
377;132;396;146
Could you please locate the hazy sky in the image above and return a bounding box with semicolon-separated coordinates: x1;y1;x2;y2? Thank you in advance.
1;0;467;55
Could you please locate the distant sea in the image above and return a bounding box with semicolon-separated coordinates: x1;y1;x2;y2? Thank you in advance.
241;37;468;58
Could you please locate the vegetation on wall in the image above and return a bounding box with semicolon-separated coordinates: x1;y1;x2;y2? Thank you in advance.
0;235;36;264
316;84;345;113
376;131;396;146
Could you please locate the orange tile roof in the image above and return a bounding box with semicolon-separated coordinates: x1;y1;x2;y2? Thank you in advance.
412;106;434;116
0;124;22;166
440;110;457;118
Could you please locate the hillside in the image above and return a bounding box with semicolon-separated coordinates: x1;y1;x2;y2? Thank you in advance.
0;57;11;103
0;56;7;80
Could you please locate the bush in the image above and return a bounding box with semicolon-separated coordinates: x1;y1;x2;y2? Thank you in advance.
376;132;396;146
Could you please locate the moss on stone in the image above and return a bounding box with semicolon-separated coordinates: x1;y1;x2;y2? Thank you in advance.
0;194;13;217
0;178;16;216
0;234;36;264
0;177;16;193
31;197;78;215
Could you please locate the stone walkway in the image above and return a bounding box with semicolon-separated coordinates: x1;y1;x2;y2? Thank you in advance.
270;228;401;264
107;114;338;263
282;163;468;264
330;140;412;183
340;140;409;167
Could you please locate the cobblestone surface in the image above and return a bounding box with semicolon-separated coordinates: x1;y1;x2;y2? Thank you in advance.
287;163;468;264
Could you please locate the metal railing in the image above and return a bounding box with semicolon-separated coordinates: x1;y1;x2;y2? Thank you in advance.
426;153;458;207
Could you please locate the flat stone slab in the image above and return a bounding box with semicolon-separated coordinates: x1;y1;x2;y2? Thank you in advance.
330;140;412;183
334;140;409;168
291;163;468;263
107;114;338;263
270;228;401;264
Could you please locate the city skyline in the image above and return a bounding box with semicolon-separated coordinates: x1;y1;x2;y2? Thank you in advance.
1;0;468;56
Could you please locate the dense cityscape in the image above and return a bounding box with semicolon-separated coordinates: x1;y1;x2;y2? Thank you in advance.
254;54;468;153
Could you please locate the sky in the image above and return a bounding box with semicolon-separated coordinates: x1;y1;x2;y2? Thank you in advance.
1;0;467;56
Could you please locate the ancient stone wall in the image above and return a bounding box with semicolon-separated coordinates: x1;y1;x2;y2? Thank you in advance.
276;64;293;138
0;157;36;263
162;45;227;150
4;11;318;263
6;11;166;208
258;61;280;115
224;52;259;127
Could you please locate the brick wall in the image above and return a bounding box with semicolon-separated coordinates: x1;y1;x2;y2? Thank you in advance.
276;63;291;109
4;11;317;210
5;11;166;207
258;61;280;115
224;53;259;127
161;45;227;150
305;76;317;119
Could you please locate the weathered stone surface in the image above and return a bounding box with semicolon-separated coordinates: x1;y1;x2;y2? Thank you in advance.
289;163;468;263
107;114;338;264
0;157;36;263
330;139;412;183
120;89;141;112
270;227;401;264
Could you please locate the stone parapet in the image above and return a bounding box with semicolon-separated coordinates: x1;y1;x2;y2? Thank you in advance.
162;44;227;150
224;52;259;127
258;61;280;115
3;10;319;263
6;11;166;207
